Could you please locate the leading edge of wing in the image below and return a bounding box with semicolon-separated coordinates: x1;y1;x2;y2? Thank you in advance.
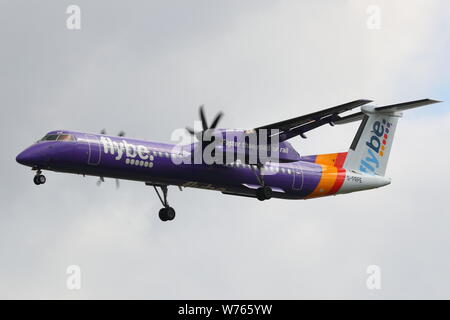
255;99;373;131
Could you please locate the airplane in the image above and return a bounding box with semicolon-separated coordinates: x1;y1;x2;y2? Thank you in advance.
16;99;441;221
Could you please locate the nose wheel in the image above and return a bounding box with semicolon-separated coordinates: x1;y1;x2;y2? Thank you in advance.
33;170;46;185
152;185;176;221
159;207;176;221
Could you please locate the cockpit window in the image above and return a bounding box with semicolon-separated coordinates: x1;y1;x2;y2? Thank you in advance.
39;134;76;142
57;134;75;141
41;134;59;141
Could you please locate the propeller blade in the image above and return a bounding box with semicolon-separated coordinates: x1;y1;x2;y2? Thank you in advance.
186;127;196;135
199;105;208;131
96;176;104;186
210;112;224;129
118;130;125;137
115;179;120;189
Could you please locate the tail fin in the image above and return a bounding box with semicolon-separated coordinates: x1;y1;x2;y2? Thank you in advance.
344;111;399;176
339;99;441;176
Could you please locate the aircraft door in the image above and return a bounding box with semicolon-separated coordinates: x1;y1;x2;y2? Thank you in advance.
86;134;101;165
292;165;303;191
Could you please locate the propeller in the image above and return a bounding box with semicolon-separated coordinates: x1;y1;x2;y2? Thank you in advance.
97;129;126;188
96;176;120;189
186;105;224;139
100;129;126;137
96;176;105;186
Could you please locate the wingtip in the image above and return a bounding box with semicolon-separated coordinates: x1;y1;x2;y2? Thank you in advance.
416;98;442;104
353;99;373;105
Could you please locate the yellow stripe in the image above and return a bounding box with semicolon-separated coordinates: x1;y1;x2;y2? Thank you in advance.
306;164;338;199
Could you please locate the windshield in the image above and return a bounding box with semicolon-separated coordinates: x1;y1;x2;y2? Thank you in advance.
39;134;76;142
57;134;75;141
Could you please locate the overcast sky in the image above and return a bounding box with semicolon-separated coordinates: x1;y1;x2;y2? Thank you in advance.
1;0;449;299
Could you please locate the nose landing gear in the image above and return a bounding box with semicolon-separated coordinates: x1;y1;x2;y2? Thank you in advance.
152;185;176;221
33;170;46;185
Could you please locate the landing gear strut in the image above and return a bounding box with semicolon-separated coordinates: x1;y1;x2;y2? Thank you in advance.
153;185;176;221
33;170;46;185
253;164;272;201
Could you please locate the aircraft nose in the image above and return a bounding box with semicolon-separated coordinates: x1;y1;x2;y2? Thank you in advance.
16;145;48;167
16;149;35;166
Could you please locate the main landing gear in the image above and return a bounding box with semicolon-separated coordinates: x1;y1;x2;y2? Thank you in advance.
256;185;272;201
153;185;176;222
253;164;272;201
33;170;46;185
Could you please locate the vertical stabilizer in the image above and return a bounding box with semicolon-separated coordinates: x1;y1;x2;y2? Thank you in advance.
343;106;399;176
340;99;441;176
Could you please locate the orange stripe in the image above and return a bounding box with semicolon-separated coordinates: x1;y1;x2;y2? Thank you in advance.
306;164;338;199
315;153;338;167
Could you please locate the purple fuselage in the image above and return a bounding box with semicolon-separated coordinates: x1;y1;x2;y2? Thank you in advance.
16;130;328;199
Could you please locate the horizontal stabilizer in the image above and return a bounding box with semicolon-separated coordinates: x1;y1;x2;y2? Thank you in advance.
335;99;441;125
375;99;442;112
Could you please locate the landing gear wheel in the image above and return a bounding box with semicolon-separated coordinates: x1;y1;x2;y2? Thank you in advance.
152;185;177;221
33;174;46;185
38;175;46;184
166;207;175;221
159;208;168;221
256;186;272;201
158;207;176;221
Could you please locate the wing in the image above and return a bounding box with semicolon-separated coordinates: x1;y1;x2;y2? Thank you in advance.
255;99;373;140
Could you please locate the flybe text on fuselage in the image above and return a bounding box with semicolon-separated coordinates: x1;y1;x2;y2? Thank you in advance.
100;137;151;161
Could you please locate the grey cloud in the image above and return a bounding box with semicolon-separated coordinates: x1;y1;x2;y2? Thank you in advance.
1;0;449;299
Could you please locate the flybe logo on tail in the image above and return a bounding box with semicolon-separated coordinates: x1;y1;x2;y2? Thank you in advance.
359;119;392;174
